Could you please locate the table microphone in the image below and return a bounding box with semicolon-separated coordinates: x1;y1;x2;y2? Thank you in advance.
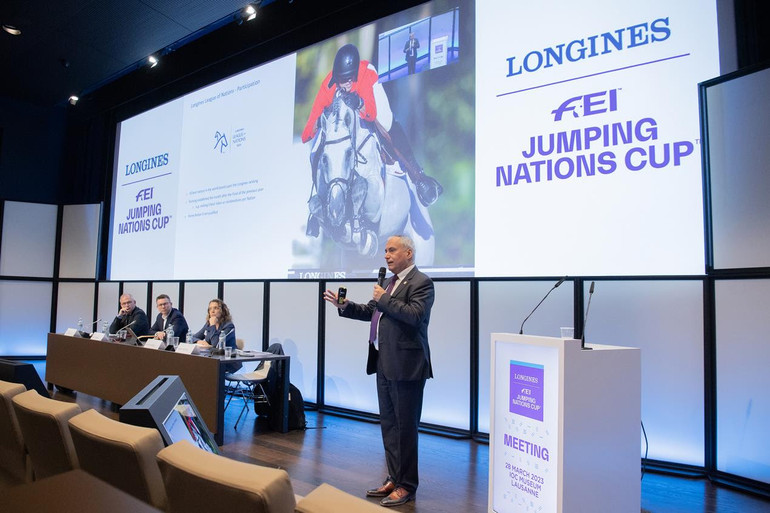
581;281;595;350
377;267;387;287
79;318;101;336
118;320;140;345
519;276;567;335
211;328;235;356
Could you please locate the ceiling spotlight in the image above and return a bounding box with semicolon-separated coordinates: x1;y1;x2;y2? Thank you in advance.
68;96;79;106
2;24;22;36
237;4;257;24
148;55;159;68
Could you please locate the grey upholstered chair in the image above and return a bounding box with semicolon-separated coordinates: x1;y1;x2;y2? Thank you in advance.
68;408;167;510
0;380;33;485
11;389;81;480
156;439;296;513
295;483;390;512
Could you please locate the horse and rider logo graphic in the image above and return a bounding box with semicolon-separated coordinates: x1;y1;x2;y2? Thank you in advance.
214;130;229;153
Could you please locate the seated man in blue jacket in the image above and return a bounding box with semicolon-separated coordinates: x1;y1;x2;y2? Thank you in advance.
150;294;189;341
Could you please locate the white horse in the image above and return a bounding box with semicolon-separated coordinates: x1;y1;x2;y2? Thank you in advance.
310;94;435;265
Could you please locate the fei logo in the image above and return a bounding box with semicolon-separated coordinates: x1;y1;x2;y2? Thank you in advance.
135;187;153;202
551;89;618;121
214;130;229;153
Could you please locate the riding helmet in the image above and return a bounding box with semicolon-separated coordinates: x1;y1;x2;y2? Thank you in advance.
328;44;360;87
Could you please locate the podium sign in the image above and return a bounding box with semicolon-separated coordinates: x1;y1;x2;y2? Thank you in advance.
430;36;449;69
489;333;640;513
491;335;560;512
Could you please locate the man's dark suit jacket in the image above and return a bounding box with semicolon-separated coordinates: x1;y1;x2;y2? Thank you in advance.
109;307;150;337
150;308;189;339
340;266;433;381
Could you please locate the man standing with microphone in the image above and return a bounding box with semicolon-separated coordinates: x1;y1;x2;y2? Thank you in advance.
403;32;420;75
323;235;434;507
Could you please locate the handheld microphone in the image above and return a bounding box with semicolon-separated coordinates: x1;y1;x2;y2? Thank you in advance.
377;267;387;287
581;281;595;350
519;276;567;335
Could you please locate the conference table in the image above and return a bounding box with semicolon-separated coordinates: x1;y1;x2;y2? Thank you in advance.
45;333;290;445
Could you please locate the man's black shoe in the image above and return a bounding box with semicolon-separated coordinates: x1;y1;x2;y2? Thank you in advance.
366;479;395;498
380;487;415;507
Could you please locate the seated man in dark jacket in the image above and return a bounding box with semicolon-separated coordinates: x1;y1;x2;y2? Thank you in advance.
109;293;150;337
150;294;189;341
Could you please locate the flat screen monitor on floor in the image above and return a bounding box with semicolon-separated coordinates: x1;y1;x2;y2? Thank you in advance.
0;359;50;398
119;375;218;454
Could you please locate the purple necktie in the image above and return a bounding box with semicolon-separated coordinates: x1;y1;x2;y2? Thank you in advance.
369;275;398;346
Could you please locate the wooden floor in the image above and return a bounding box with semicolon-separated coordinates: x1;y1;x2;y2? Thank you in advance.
45;389;770;513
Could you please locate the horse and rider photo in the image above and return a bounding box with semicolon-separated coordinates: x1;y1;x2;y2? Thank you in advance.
292;2;474;275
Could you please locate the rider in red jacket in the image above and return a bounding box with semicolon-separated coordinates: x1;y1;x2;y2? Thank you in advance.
302;44;442;236
302;57;379;143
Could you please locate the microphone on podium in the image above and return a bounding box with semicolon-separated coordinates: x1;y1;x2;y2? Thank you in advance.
581;281;595;350
519;276;567;335
377;267;387;287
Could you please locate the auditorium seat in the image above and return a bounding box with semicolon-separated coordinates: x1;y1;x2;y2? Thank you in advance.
68;409;167;510
295;483;389;512
0;380;33;485
11;389;81;480
156;440;296;513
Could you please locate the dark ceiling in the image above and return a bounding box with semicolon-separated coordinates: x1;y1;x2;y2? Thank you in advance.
6;1;768;112
0;0;278;109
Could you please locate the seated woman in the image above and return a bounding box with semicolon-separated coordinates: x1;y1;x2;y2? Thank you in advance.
192;299;241;372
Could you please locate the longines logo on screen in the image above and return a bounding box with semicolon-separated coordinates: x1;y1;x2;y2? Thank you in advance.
124;152;169;176
505;17;671;78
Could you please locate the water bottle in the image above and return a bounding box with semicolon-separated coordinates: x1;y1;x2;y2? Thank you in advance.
218;331;226;353
166;325;174;342
77;318;84;333
186;331;193;344
102;321;109;335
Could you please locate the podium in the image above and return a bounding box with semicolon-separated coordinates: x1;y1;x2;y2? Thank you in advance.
488;333;640;513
